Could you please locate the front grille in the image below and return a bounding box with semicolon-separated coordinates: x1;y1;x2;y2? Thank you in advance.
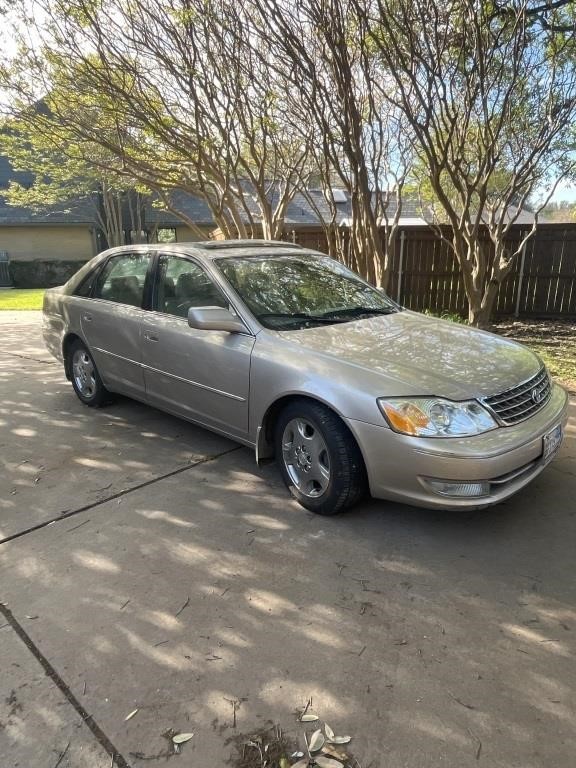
483;367;551;426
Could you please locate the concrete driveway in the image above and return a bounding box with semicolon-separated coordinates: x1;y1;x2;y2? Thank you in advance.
1;311;575;768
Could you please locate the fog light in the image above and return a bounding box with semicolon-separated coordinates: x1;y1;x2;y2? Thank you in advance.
427;479;490;498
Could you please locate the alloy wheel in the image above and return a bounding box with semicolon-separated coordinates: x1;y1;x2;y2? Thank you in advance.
281;417;331;498
72;349;97;399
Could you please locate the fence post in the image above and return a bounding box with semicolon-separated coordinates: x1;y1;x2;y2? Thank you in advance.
397;230;405;303
514;231;528;318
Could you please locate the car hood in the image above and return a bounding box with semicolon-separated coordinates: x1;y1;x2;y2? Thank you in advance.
275;310;541;400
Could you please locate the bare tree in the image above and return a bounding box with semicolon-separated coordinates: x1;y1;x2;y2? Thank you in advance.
354;0;576;325
2;0;311;240
183;1;313;239
252;0;411;287
0;105;153;248
3;0;412;281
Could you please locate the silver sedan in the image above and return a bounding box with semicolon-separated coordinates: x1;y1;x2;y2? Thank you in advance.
43;240;568;515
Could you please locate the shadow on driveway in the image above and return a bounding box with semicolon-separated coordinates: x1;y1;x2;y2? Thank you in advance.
1;312;575;768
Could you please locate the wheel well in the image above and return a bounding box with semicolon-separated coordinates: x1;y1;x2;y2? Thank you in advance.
62;333;82;380
258;394;365;466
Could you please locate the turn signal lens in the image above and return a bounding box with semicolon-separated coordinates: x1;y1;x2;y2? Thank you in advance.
380;402;430;435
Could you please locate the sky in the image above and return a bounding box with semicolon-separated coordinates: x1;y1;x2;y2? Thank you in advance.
1;5;575;206
550;178;576;204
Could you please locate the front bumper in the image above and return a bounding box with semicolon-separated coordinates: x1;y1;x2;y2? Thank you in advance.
347;383;569;510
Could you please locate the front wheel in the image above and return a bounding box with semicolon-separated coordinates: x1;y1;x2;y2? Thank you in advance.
68;340;110;407
275;400;367;515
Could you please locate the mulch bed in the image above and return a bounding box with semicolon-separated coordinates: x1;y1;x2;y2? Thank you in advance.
492;318;576;393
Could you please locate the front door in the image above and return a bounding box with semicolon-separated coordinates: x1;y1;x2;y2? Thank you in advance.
80;251;152;398
142;253;254;439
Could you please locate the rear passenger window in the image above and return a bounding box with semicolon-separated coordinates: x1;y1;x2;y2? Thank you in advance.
73;268;99;298
94;253;151;308
156;255;228;318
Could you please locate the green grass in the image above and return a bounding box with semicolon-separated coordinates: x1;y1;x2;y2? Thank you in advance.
0;289;45;310
422;309;468;324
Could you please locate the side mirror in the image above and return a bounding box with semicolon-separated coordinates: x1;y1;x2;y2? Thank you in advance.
187;306;248;334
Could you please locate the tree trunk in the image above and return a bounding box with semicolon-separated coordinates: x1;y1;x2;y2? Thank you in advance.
461;240;503;329
468;294;496;329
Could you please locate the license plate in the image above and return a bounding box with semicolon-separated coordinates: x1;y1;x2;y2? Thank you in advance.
543;424;563;463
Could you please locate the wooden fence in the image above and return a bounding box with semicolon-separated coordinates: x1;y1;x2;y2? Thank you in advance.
289;223;576;318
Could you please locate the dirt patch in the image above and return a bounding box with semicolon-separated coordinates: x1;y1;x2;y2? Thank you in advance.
226;723;300;767
226;721;361;768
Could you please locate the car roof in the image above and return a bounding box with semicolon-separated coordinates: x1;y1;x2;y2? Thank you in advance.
101;240;313;261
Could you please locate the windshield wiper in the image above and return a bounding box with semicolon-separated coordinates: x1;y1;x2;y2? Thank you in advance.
320;306;396;320
258;312;346;326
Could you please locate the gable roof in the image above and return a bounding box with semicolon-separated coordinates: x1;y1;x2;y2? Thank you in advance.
0;155;97;225
0;154;542;230
151;186;431;228
144;190;215;227
0;196;97;226
286;188;425;226
0;154;34;190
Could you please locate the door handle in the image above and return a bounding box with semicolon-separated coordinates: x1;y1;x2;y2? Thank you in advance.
82;313;93;322
144;332;159;342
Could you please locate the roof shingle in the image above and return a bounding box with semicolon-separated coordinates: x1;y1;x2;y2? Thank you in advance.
0;157;542;229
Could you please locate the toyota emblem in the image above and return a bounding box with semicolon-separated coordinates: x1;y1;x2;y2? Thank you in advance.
531;387;544;404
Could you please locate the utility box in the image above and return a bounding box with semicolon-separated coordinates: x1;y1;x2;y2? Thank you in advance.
0;251;11;287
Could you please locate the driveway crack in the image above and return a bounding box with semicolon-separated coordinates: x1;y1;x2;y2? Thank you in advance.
0;603;131;767
0;351;58;365
0;446;242;545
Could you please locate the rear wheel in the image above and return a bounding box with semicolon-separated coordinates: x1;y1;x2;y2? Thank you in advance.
68;340;110;407
275;400;366;515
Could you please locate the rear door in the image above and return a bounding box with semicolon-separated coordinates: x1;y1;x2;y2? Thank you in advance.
142;253;254;439
80;251;152;398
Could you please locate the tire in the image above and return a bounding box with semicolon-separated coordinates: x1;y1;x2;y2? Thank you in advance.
68;339;110;408
275;399;367;515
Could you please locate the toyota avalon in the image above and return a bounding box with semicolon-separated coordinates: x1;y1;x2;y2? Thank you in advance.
42;241;568;515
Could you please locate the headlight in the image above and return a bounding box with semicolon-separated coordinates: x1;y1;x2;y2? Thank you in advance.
377;397;497;437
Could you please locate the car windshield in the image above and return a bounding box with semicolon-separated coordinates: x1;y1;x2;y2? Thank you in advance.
215;253;398;330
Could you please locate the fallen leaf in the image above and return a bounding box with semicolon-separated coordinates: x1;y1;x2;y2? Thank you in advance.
324;724;335;741
290;761;309;768
291;752;305;759
315;757;343;768
300;713;319;722
322;745;348;761
309;729;325;752
124;709;139;721
172;732;194;744
329;736;351;745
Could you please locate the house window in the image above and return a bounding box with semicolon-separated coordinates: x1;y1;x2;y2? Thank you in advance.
156;228;177;243
130;230;148;244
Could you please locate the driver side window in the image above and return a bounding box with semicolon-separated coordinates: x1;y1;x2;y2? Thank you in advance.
156;255;228;318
